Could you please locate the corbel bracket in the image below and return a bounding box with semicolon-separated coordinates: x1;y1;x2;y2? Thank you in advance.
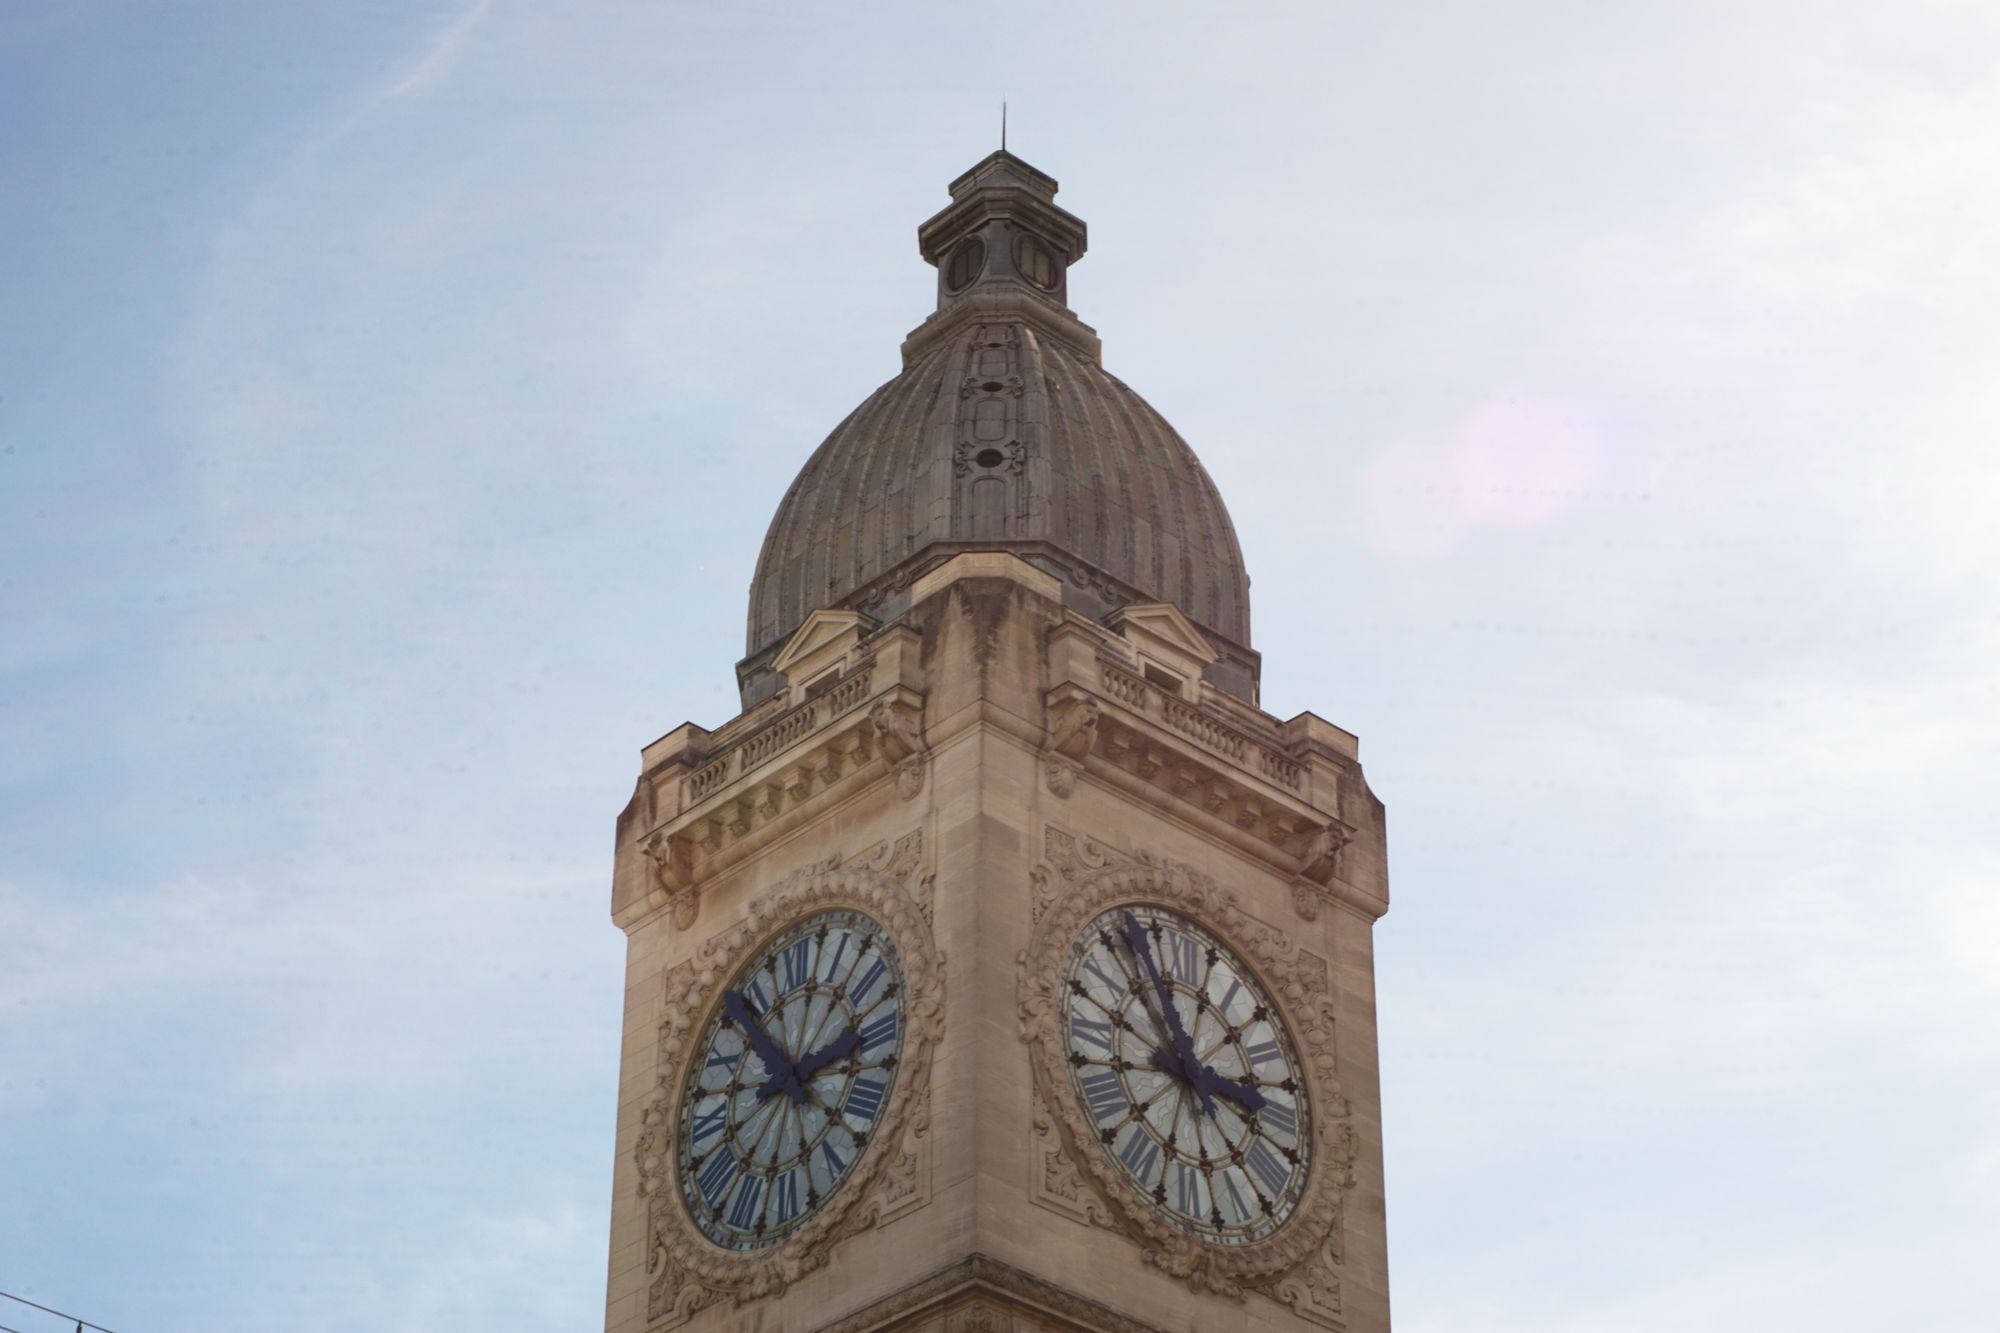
1041;694;1101;799
642;830;700;931
869;698;929;800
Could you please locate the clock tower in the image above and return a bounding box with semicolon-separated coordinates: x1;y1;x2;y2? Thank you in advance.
603;151;1393;1333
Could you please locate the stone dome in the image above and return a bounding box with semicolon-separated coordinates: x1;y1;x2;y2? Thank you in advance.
743;152;1255;700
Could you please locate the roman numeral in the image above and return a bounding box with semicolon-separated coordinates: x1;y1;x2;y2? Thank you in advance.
1079;1069;1129;1123
1068;1012;1114;1054
1218;1168;1251;1222
1116;1128;1161;1185
704;1045;736;1070
819;1139;848;1177
1216;977;1243;1016
769;1169;801;1226
1081;955;1124;995
849;957;888;1007
1246;1139;1289;1197
1245;1038;1282;1069
741;979;771;1017
858;1010;897;1054
1173;1163;1203;1217
844;1075;887;1122
689;1102;727;1147
1259;1097;1298;1140
724;1173;765;1229
779;938;813;992
1163;930;1201;984
696;1148;739;1208
823;931;852;983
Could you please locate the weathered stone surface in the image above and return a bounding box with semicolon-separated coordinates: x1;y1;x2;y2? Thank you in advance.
603;153;1391;1333
740;152;1256;709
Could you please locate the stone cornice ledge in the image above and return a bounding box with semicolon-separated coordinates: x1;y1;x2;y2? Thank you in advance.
814;1253;1160;1333
612;684;927;932
1043;680;1361;895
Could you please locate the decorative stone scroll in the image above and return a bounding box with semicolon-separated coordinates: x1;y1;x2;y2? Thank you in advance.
642;831;698;932
634;832;943;1326
1289;823;1352;922
1019;827;1355;1324
1041;694;1100;799
870;698;929;800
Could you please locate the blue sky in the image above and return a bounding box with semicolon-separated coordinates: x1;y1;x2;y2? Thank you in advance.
3;3;1996;1330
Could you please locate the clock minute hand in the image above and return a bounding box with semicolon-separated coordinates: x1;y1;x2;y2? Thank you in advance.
1119;912;1197;1062
724;989;801;1102
1118;912;1218;1114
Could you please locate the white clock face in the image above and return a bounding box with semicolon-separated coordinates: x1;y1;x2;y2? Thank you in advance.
677;909;904;1250
1060;904;1311;1244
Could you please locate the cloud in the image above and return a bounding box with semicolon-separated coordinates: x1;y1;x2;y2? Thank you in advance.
383;0;495;104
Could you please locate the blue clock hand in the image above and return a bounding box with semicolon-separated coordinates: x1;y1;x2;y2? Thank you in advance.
724;989;803;1103
791;1028;861;1086
1119;912;1196;1061
1149;1046;1219;1119
1197;1067;1268;1115
1119;913;1216;1114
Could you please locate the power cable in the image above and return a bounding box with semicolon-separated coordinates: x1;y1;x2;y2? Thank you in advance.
0;1288;119;1333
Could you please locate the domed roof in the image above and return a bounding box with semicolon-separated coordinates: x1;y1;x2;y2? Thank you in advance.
745;152;1254;696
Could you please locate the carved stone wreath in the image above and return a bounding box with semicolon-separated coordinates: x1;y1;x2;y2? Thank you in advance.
1019;827;1355;1314
634;832;943;1326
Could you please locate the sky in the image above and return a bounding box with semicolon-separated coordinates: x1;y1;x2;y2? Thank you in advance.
2;2;1996;1330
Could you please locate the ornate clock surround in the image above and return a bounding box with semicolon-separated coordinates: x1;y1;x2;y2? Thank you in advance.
634;833;943;1326
1020;825;1356;1318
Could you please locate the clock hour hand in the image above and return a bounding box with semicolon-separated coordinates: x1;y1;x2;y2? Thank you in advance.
791;1028;861;1086
724;989;803;1103
1196;1067;1267;1115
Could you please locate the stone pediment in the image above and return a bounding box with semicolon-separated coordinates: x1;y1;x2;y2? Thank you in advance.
770;609;876;684
1105;602;1220;685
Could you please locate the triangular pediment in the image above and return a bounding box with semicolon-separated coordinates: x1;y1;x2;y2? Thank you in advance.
1106;603;1220;668
771;609;876;679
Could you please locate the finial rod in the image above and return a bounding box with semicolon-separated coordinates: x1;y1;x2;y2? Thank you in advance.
1001;100;1007;151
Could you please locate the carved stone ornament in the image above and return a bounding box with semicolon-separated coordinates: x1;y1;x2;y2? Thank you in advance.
643;831;700;931
1019;827;1355;1322
1290;879;1323;922
1289;823;1351;923
634;832;944;1326
869;699;929;800
1042;695;1099;800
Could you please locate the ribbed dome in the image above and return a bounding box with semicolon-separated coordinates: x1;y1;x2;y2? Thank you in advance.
743;151;1254;699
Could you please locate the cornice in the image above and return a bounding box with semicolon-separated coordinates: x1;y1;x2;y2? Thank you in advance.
814;1253;1160;1333
898;287;1101;368
615;671;929;932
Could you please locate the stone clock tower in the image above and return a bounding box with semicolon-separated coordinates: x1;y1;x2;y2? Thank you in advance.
603;151;1392;1333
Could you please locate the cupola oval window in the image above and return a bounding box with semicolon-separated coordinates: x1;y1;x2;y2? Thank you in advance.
1013;234;1060;290
944;238;986;292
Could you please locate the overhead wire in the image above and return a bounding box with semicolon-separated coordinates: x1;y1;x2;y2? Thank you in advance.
0;1288;119;1333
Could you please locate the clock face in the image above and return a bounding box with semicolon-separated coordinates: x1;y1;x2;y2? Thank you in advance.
677;909;905;1250
1060;904;1311;1244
